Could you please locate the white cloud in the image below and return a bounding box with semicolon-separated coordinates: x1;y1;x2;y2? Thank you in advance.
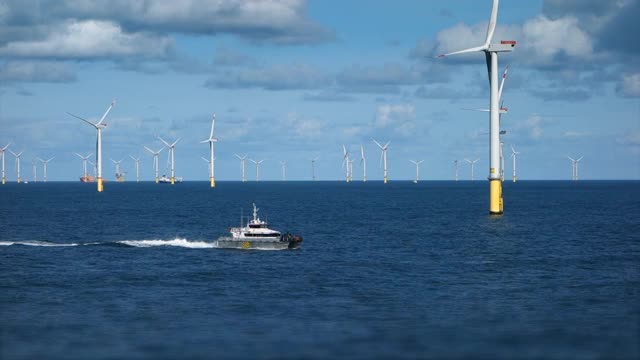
281;112;326;139
0;20;173;59
375;104;416;136
519;15;593;63
0;61;76;83
617;73;640;97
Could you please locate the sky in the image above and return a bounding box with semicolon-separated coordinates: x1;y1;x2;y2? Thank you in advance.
0;0;638;182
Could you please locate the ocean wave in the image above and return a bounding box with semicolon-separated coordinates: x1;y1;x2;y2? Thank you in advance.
0;240;79;247
117;238;218;248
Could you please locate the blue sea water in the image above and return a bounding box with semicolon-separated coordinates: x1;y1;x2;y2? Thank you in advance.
1;181;638;359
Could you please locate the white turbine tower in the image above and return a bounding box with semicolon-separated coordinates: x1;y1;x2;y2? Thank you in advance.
511;145;520;182
373;139;390;184
342;145;351;183
499;141;505;181
567;156;583;181
32;159;38;183
1;142;11;184
129;155;142;183
235;154;248;182
68;100;115;192
437;0;516;215
144;146;164;183
75;152;93;181
111;158;124;182
158;137;180;185
9;150;24;183
409;160;425;183
201;114;218;188
38;157;54;182
360;145;367;182
249;159;264;181
465;158;480;181
280;161;286;181
454;160;459;181
311;157;319;181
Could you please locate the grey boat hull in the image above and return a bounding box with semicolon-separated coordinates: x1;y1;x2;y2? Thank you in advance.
216;238;298;250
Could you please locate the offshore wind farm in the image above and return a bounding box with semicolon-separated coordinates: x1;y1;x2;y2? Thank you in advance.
0;1;638;359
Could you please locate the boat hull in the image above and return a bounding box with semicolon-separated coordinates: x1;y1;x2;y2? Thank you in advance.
216;236;302;250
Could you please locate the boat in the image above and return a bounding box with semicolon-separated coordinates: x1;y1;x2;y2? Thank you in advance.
217;203;302;250
158;175;183;183
80;175;95;182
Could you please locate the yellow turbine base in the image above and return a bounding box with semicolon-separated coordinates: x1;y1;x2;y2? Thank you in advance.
155;178;159;184
171;177;175;185
1;177;5;184
383;177;388;184
489;179;503;215
17;178;21;184
210;177;216;187
513;176;517;183
97;178;104;192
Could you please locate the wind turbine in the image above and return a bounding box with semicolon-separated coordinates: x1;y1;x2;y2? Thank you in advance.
1;142;10;184
9;150;24;183
360;145;367;182
75;152;94;181
465;158;480;181
437;0;516;215
234;154;248;182
201;114;218;188
129;155;142;183
567;156;583;181
249;159;264;181
373;139;390;184
111;158;125;182
38;157;54;182
280;161;286;181
311;157;319;181
88;160;97;178
454;160;459;181
201;156;212;177
67;100;115;192
342;145;351;183
144;146;164;183
409;160;425;183
32;159;37;183
158;137;180;185
510;145;520;182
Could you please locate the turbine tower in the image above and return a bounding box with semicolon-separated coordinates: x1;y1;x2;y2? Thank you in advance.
32;159;38;183
235;154;248;182
201;114;218;188
129;155;142;183
511;145;520;182
437;0;516;215
360;145;367;182
9;150;24;183
373;139;390;184
342;145;351;183
249;159;264;181
1;142;10;185
75;152;94;181
144;146;164;183
409;160;425;183
158;137;180;185
280;161;286;181
111;158;125;182
67;100;116;192
454;160;459;181
567;156;583;181
465;158;480;181
311;157;319;181
499;141;505;181
38;157;54;182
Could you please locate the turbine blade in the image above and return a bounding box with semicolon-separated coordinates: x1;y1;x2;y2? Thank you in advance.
171;138;181;147
158;137;171;147
437;45;487;58
577;156;583;162
209;114;216;139
498;65;509;101
484;0;499;46
97;100;116;125
144;146;154;154
68;112;98;128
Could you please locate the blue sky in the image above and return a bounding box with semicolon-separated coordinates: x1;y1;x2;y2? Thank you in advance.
0;0;638;181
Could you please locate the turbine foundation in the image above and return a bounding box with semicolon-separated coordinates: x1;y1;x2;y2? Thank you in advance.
210;177;216;188
489;178;503;215
97;177;104;192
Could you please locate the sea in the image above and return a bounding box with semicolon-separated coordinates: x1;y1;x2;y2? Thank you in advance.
1;181;638;359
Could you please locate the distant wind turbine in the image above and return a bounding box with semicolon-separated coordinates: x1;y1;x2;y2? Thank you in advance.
144;146;164;183
342;145;351;183
129;155;142;183
234;154;248;182
9;150;24;183
1;142;11;185
465;158;480;181
158;137;180;185
373;139;390;184
111;158;125;182
510;145;520;182
409;160;424;183
249;158;264;181
280;161;286;181
75;152;93;181
67;100;115;192
201;114;218;188
311;157;319;181
567;155;583;181
37;157;54;182
360;145;367;182
454;160;459;181
32;159;38;183
437;0;516;215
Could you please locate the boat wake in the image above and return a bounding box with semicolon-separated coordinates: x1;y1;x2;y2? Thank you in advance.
0;238;218;249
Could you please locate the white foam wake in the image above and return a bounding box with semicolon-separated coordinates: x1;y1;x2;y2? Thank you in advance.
118;238;217;249
0;241;79;247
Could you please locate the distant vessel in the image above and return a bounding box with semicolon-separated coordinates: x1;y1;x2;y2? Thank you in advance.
158;175;183;183
115;172;125;182
217;203;302;250
80;175;95;182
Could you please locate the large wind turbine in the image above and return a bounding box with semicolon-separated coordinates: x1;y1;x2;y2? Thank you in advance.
409;160;425;183
201;114;218;188
511;145;520;182
1;142;10;184
373;139;390;184
567;156;583;181
465;158;480;181
75;152;93;181
129;155;141;183
144;146;164;183
38;157;54;182
311;157;319;181
360;145;367;182
67;100;115;192
280;161;286;181
342;145;351;183
249;159;264;181
235;154;248;182
158;137;180;185
9;150;24;183
437;0;516;215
